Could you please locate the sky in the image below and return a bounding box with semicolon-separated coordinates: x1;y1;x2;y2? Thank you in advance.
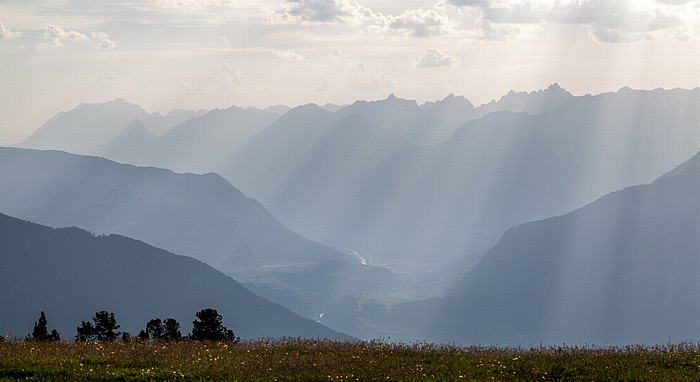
1;0;700;142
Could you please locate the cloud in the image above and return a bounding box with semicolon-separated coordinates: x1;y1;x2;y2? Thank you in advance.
37;25;117;49
37;24;88;48
414;49;458;68
97;38;117;49
443;0;691;43
154;0;236;9
271;50;304;60
384;9;460;37
271;0;376;24
271;0;693;42
270;1;461;38
656;0;693;4
445;0;490;7
91;32;117;49
220;62;242;84
550;0;683;43
96;75;130;81
0;22;21;39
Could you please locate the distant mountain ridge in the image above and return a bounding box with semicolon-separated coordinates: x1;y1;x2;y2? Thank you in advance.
477;83;574;115
106;105;280;173
19;99;203;155
0;212;348;340
0;147;346;273
17;84;571;170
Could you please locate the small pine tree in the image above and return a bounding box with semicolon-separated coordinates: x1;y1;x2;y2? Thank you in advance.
31;311;49;340
76;311;121;342
190;308;238;342
30;312;59;341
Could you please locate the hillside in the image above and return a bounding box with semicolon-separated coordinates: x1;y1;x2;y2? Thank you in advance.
390;150;700;345
0;212;348;340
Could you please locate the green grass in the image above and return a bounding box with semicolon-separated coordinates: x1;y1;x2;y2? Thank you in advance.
2;338;700;381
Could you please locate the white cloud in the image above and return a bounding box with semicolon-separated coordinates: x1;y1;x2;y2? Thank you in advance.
270;1;461;38
444;0;490;8
0;22;21;39
37;25;117;49
37;24;88;48
97;38;117;49
154;0;236;9
271;0;377;25
414;49;458;67
384;9;460;37
656;0;693;4
442;0;693;43
92;32;117;49
550;0;683;43
90;32;109;39
271;50;304;60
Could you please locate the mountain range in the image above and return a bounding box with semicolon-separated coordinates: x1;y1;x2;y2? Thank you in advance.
274;87;700;268
8;84;700;344
0;147;401;333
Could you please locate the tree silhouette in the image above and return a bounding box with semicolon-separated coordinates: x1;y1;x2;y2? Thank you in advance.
137;330;149;340
30;311;60;341
146;318;164;339
162;318;182;340
94;311;120;341
76;321;96;341
190;308;237;342
76;311;120;341
142;317;182;340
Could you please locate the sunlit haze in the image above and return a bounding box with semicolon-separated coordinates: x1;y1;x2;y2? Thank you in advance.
1;0;700;142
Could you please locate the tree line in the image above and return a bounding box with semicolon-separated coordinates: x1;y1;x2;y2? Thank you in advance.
28;309;238;342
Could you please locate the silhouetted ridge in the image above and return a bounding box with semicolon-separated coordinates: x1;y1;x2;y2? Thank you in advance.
0;212;350;340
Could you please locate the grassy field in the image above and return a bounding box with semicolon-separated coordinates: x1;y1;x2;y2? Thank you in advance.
2;338;700;381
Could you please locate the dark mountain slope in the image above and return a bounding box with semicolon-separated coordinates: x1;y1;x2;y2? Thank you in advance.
0;212;349;340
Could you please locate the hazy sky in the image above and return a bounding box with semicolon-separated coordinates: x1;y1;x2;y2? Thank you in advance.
1;0;700;141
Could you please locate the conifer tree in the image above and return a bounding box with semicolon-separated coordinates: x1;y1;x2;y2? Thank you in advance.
190;308;237;342
31;311;60;341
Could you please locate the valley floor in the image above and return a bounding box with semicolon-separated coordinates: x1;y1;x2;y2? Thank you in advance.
2;339;700;381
